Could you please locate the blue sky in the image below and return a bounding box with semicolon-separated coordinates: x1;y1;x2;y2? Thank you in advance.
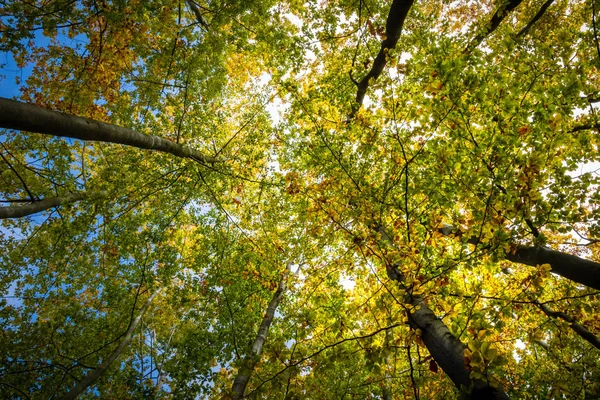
0;49;29;99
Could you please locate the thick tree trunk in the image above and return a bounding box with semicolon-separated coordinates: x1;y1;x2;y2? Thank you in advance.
537;302;600;350
507;246;600;291
0;191;102;219
384;264;509;399
0;97;218;164
439;226;600;290
407;295;509;399
353;0;415;109
230;264;291;399
58;289;162;400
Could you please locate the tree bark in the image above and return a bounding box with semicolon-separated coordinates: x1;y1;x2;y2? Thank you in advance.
406;294;509;399
0;97;218;164
58;288;162;400
353;0;415;111
186;0;209;29
507;245;600;291
516;0;555;38
230;264;292;399
536;302;600;350
465;0;524;52
384;264;509;399
0;191;100;219
439;226;600;291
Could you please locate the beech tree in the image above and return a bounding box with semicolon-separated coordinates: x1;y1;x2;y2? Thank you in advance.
1;0;600;398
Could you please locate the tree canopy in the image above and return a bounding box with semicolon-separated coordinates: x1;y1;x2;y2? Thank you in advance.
1;0;600;398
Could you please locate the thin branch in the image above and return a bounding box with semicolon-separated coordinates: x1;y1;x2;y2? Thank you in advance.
245;323;403;397
0;144;36;200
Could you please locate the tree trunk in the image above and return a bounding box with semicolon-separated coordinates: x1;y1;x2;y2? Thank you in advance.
0;191;101;219
353;0;415;109
0;97;218;164
438;226;600;290
407;295;509;399
536;302;600;350
384;264;509;399
58;288;162;400
230;264;292;399
507;246;600;291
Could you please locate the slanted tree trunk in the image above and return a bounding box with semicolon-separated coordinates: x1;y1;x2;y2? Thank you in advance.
353;0;415;110
465;0;524;52
507;246;600;291
438;226;600;291
385;265;509;399
0;97;218;164
374;223;509;398
0;191;102;219
230;264;292;399
59;288;162;400
536;302;600;350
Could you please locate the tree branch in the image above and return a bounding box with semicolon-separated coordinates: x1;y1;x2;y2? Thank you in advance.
438;226;600;290
58;288;162;400
185;0;209;30
465;0;524;53
536;302;600;350
516;0;555;38
352;0;415;114
0;97;219;164
0;191;104;219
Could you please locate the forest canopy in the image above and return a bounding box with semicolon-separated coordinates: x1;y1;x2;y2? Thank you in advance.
1;0;600;398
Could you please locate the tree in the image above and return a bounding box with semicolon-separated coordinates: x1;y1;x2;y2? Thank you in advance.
1;0;600;398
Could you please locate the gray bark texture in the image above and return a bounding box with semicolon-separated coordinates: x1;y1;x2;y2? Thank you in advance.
58;288;162;400
230;264;291;399
406;294;509;399
383;261;508;398
0;192;89;219
0;97;218;164
439;226;600;290
507;245;600;291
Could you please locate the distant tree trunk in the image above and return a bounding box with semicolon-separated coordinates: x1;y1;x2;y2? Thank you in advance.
536;302;600;350
0;97;218;164
516;0;555;38
381;328;394;400
465;0;524;52
0;191;102;219
58;288;162;400
384;264;509;399
230;264;292;399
